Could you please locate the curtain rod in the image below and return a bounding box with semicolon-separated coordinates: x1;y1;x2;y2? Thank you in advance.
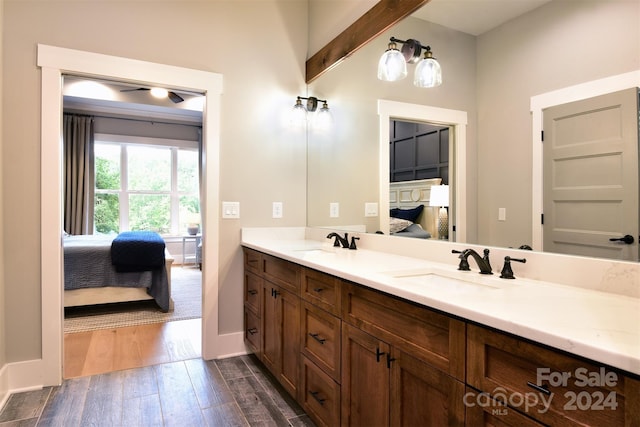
64;111;202;129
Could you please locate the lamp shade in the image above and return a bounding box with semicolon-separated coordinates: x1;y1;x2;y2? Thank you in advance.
313;102;333;131
290;98;307;128
414;54;442;88
377;43;407;82
429;185;449;207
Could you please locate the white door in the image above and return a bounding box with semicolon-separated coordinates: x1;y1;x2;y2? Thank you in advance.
543;88;639;261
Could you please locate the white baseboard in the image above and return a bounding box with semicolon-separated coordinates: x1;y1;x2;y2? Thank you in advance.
0;363;8;412
205;331;247;360
0;359;45;411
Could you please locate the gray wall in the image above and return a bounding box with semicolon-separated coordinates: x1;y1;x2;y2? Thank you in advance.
476;0;640;247
2;0;308;363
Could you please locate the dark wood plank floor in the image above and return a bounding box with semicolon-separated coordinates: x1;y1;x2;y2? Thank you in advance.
0;355;315;426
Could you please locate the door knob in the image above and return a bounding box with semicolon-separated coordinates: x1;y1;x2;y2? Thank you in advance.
609;235;635;244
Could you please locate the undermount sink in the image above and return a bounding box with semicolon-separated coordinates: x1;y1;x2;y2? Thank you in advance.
383;268;504;293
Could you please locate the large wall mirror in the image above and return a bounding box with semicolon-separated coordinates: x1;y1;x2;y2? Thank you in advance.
306;0;640;262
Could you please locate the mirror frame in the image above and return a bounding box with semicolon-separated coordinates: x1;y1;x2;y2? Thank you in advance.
306;0;430;83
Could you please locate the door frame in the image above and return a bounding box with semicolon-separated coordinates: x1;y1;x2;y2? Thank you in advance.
37;44;223;386
378;100;467;242
530;70;640;250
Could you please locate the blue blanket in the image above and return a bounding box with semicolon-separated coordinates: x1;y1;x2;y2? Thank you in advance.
111;231;166;272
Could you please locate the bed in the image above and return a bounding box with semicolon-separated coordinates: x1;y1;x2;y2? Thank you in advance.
63;231;174;312
389;178;443;239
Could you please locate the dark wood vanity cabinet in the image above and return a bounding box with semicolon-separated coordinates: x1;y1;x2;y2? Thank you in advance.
341;282;467;426
243;248;301;399
243;247;640;426
467;324;640;426
300;268;343;427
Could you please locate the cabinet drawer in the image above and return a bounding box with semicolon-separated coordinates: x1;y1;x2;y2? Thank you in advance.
301;356;340;427
342;281;466;380
262;254;301;295
243;247;261;274
244;309;261;355
244;270;261;315
301;302;341;382
302;268;341;316
467;324;640;426
464;386;545;426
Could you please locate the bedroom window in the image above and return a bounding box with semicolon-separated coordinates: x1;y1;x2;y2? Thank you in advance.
94;136;200;236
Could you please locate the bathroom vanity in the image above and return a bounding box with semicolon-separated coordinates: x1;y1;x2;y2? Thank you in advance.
242;227;639;426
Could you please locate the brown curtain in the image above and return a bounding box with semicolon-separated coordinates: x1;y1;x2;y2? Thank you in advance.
63;114;95;235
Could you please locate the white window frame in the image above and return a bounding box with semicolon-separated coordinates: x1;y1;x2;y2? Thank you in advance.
94;133;199;236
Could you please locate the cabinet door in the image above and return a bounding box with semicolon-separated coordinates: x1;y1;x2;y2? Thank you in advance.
261;281;279;373
261;280;300;398
278;284;300;399
341;323;390;427
390;348;465;426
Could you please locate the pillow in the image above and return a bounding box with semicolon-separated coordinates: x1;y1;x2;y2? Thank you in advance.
389;217;413;233
395;223;431;239
390;205;424;223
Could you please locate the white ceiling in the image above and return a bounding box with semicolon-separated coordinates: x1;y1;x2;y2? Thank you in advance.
63;76;204;124
413;0;553;36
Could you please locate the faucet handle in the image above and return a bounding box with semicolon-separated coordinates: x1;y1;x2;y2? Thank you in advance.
500;256;526;279
451;250;470;271
349;236;360;250
482;248;492;273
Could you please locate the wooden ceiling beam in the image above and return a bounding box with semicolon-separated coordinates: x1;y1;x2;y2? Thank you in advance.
305;0;431;84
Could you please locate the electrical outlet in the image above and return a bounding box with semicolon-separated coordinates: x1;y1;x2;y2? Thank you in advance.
329;202;340;218
498;207;506;221
222;201;240;219
272;202;283;218
365;202;378;217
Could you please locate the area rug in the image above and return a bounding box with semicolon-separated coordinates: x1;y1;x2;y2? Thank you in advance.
63;266;202;333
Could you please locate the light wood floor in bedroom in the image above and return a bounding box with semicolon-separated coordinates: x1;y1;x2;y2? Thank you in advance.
64;318;201;378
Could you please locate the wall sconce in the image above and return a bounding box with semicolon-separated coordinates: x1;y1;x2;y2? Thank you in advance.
291;96;332;130
429;184;449;239
377;37;442;88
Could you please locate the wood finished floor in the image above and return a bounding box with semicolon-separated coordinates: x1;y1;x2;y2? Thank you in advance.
64;318;202;378
0;319;315;426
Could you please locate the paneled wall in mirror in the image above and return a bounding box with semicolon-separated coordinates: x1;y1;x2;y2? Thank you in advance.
307;0;640;261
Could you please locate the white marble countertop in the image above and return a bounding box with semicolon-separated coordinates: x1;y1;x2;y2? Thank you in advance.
242;229;640;376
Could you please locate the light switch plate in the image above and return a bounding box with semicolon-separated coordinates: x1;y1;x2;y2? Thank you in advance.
329;202;340;218
222;201;240;219
272;202;283;218
365;202;378;217
498;207;506;221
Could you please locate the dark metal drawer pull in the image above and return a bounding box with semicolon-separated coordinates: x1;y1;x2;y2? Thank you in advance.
309;390;326;405
247;328;258;335
309;333;326;344
248;289;258;295
527;381;551;395
376;347;385;362
313;287;324;293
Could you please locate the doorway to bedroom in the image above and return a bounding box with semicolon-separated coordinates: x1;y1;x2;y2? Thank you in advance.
61;75;204;378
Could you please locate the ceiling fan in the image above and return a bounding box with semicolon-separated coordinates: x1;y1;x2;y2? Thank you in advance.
120;87;184;103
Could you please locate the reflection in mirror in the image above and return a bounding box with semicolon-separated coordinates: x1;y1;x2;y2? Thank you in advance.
388;120;450;240
307;0;639;262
